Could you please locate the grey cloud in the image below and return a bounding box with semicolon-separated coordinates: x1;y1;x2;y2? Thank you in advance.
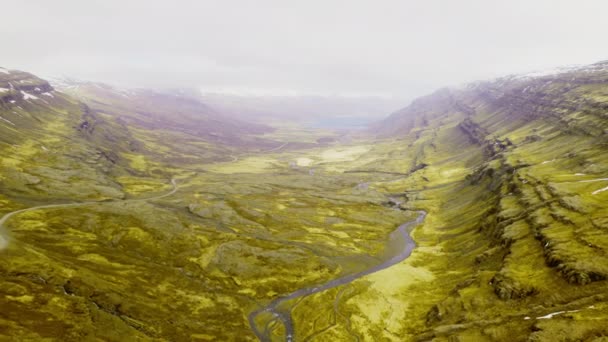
2;0;607;99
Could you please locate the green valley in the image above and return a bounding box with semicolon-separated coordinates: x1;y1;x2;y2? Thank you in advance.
1;60;608;342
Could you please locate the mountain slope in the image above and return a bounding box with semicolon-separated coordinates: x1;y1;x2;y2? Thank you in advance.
0;69;277;202
56;81;274;143
339;61;608;340
0;68;128;201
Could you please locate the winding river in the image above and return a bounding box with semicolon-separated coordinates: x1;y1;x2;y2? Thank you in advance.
0;175;425;341
0;178;177;251
248;205;427;342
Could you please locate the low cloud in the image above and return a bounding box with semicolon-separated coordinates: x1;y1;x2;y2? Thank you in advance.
2;0;608;100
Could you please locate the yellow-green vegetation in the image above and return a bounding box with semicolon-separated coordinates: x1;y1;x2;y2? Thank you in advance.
0;145;412;340
0;72;417;340
287;64;608;341
1;63;608;342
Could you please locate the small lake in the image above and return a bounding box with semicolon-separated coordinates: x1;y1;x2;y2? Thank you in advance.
308;116;375;130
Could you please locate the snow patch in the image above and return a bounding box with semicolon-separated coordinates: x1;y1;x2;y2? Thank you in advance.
0;116;15;126
20;91;39;100
0;87;9;92
592;186;608;195
574;173;586;176
536;311;565;319
508;63;608;81
42;92;54;98
0;68;9;74
481;63;608;89
536;309;581;320
9;100;16;104
578;178;608;183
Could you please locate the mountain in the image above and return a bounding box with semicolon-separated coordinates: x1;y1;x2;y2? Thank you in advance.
374;61;608;137
357;60;608;340
0;62;607;341
0;67;342;209
54;80;275;145
0;68;128;201
0;70;281;202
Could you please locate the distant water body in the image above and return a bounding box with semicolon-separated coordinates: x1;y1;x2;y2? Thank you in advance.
308;116;374;130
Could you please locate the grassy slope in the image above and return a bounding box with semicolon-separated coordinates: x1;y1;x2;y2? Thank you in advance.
289;63;608;341
0;71;126;203
1;63;607;342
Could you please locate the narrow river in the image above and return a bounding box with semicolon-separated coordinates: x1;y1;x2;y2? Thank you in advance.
248;205;427;341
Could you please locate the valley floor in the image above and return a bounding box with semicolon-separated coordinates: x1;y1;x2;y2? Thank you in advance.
2;125;607;341
0;126;423;341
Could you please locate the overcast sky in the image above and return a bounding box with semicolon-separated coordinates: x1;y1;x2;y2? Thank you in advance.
2;0;608;99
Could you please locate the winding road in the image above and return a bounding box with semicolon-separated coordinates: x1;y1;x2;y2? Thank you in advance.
0;178;177;251
248;207;427;342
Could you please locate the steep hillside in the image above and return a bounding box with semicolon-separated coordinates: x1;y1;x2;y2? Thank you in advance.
0;69;279;203
56;81;274;142
0;68;127;201
54;80;287;161
330;61;608;340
